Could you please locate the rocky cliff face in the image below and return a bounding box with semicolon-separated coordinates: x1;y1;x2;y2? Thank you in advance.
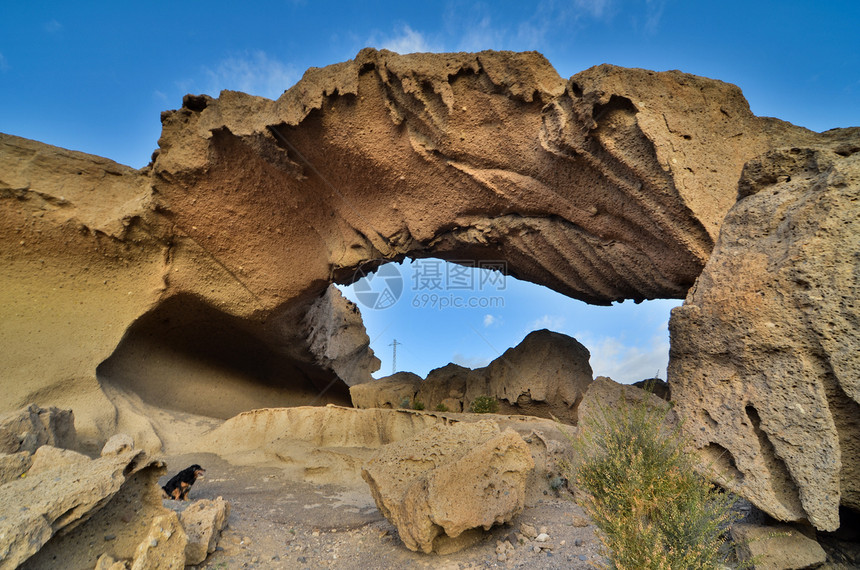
669;130;860;531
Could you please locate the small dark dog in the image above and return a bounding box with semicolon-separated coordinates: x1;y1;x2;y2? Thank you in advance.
161;464;205;500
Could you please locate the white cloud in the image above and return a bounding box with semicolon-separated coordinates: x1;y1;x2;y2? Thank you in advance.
581;333;670;384
573;0;613;19
483;314;495;327
202;51;297;100
451;353;492;370
44;19;62;33
377;25;437;54
528;314;566;331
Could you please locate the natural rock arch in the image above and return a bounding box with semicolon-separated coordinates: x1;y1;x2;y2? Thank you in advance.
1;49;856;533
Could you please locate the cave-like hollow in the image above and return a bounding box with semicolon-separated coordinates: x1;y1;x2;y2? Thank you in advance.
96;293;351;420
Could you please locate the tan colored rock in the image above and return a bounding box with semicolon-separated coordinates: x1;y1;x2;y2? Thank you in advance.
101;433;134;456
731;523;826;570
355;330;593;422
129;511;187;570
94;554;128;570
179;497;230;565
0;450;168;569
669;133;860;531
362;420;534;553
349;372;422;409
27;444;91;476
0;451;31;484
0;404;76;454
577;376;676;429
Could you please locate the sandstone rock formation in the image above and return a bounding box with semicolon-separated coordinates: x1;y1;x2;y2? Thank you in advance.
0;449;170;569
0;404;76;454
669;131;860;532
352;329;593;422
361;420;534;553
179;497;231;565
2;49;810;450
730;523;827;570
576;376;676;430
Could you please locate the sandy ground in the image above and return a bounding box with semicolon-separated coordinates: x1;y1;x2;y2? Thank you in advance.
160;452;604;570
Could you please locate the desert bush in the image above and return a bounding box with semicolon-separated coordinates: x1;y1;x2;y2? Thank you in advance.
469;395;499;414
435;403;450;412
399;397;411;409
412;399;425;411
567;393;738;569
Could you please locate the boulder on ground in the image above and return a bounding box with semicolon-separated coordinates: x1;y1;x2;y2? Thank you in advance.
731;523;826;570
577;376;676;429
129;511;187;570
362;420;534;553
0;404;76;454
101;433;135;456
179;497;231;565
27;444;91;476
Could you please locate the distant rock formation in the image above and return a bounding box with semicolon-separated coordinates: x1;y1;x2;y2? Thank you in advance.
669;131;860;532
351;329;593;423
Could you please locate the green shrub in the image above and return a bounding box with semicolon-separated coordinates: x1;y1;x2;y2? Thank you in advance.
399;397;412;409
567;394;738;569
435;403;450;412
412;399;425;411
469;395;499;414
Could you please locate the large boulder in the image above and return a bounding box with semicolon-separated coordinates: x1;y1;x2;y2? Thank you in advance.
361;420;534;554
730;523;827;570
178;497;231;565
349;372;423;409
669;131;860;531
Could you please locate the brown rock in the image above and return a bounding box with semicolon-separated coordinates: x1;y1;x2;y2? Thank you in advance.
669;134;860;531
179;497;231;565
731;523;826;570
101;433;135;456
27;444;91;476
94;553;128;570
361;420;534;553
349;372;422;409
0;451;31;485
0;404;76;454
356;330;593;423
577;376;676;429
0;450;169;569
129;511;187;570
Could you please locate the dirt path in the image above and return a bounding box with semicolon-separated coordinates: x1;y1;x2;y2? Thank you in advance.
160;453;604;569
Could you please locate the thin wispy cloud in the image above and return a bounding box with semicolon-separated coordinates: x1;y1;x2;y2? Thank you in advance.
451;353;492;370
202;51;297;100
375;24;439;53
483;314;504;327
528;314;566;331
575;331;670;384
44;19;63;34
574;0;613;19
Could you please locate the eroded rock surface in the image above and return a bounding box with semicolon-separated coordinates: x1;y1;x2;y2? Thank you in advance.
352;330;593;422
361;420;534;553
178;497;231;565
669;131;860;531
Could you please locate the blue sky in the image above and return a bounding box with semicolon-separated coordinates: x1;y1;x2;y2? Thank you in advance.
2;1;857;382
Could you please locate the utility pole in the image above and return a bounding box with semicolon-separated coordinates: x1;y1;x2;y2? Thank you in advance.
389;339;401;375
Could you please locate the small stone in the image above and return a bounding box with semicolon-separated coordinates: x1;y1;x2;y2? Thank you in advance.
104;534;116;541
535;533;549;542
297;556;307;563
533;545;542;553
570;514;590;527
520;523;537;539
574;539;583;547
560;540;566;546
579;554;587;561
497;553;507;562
